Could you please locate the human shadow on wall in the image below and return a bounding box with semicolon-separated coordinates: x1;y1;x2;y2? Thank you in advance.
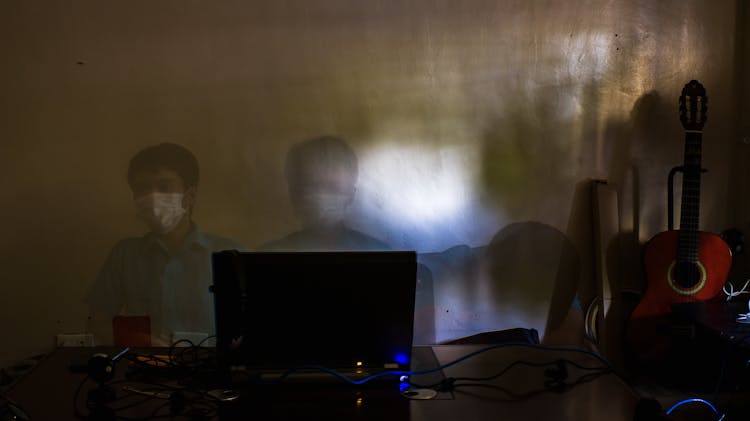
597;90;668;288
254;135;436;344
607;91;674;317
256;135;390;251
588;91;673;366
419;221;582;346
624;90;681;250
485;221;581;345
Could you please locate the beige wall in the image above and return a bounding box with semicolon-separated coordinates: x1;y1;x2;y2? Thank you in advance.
0;0;742;366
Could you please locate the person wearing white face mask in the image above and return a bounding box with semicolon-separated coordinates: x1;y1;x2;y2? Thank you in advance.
135;192;188;235
258;135;391;251
86;143;245;347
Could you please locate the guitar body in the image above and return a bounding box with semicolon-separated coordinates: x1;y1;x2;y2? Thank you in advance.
627;230;731;362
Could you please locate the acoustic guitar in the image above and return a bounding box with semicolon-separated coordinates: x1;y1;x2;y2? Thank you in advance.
626;80;732;363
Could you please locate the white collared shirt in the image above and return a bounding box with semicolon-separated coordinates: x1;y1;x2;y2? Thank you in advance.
86;226;245;341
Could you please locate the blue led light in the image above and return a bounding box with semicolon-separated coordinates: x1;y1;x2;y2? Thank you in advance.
399;381;410;393
394;353;409;365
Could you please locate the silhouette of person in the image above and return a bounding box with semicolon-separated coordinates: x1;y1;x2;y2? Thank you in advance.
86;142;245;346
420;221;584;347
478;221;584;346
258;135;390;251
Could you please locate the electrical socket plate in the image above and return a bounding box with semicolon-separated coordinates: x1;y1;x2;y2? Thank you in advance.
56;333;95;347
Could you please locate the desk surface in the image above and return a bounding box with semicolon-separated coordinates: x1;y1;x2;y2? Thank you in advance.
6;344;638;420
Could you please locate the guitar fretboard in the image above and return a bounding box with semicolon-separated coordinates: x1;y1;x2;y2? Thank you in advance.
677;131;702;264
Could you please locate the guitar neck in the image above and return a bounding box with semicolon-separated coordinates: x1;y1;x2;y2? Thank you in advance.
677;130;702;263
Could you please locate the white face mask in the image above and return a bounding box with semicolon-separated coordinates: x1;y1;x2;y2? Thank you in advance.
298;192;350;228
135;192;187;234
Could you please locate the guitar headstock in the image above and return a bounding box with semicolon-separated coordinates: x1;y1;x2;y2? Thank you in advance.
679;80;708;131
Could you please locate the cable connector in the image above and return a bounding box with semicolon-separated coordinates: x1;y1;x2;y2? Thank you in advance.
437;377;456;391
543;360;569;393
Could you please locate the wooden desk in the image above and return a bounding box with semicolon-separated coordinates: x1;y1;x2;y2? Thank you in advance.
6;344;638;420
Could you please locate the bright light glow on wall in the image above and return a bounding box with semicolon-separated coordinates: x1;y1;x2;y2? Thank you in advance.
362;144;467;223
562;33;612;83
354;141;500;252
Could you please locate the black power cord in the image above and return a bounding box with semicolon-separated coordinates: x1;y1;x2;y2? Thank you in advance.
0;394;30;421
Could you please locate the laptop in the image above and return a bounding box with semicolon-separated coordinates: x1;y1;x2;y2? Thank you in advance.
210;250;418;385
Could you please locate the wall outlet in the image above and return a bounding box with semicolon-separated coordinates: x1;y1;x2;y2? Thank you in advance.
56;333;95;347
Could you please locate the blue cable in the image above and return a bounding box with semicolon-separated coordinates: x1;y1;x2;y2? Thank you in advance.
665;398;719;416
273;342;615;386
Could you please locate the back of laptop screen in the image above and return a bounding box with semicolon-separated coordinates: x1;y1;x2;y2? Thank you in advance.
212;251;417;372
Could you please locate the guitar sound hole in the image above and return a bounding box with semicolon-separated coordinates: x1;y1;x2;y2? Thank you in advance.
674;261;701;289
